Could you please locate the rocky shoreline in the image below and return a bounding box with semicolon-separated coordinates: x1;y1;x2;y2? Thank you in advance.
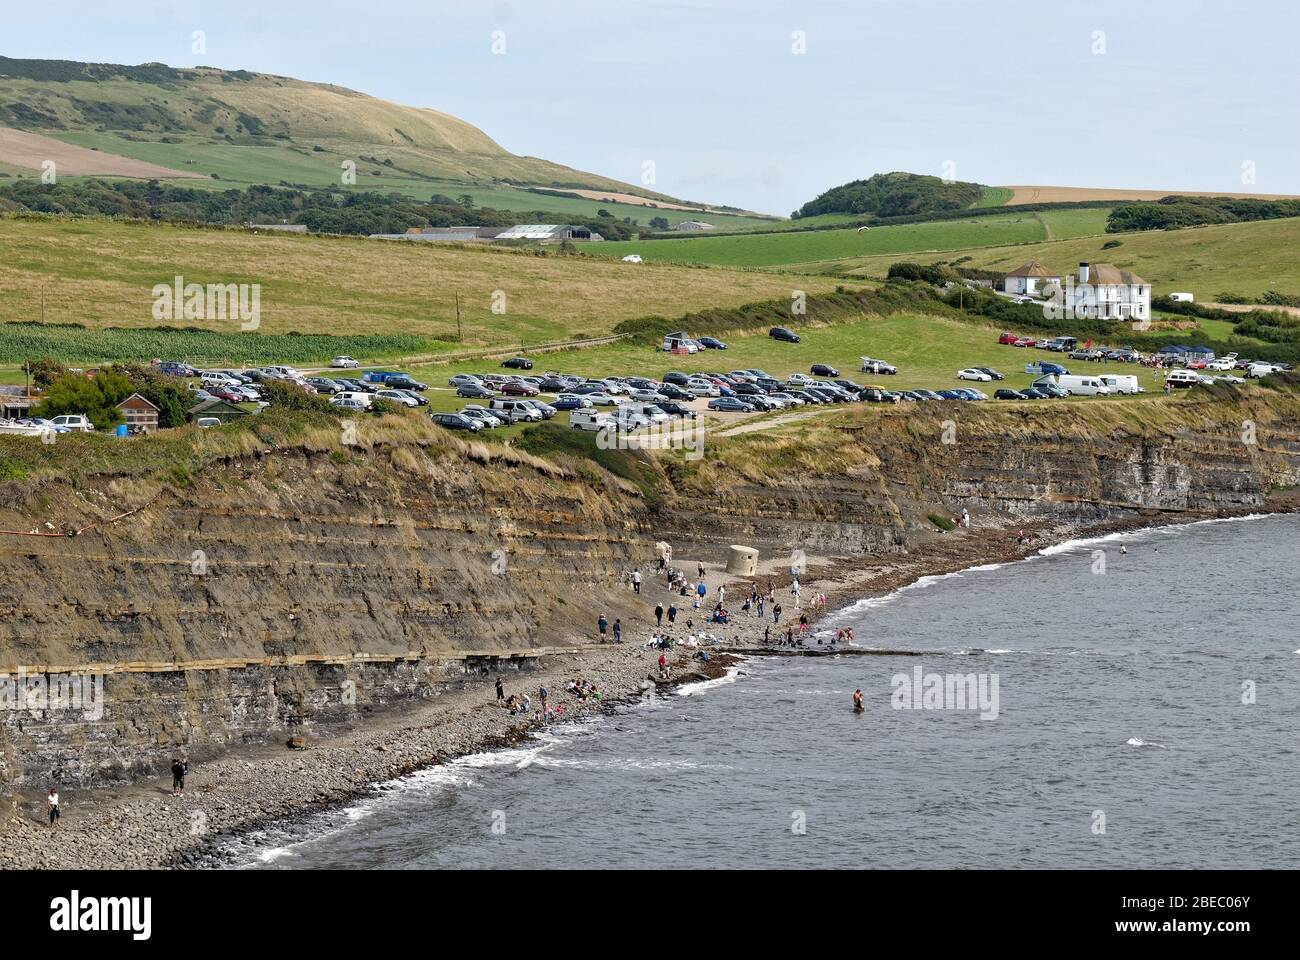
1;499;1291;870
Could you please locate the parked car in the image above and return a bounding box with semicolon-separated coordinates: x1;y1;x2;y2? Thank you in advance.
47;413;94;433
708;397;756;412
769;326;801;343
810;363;839;377
501;357;534;370
461;407;505;428
685;380;720;398
330;356;360;369
994;388;1028;400
584;393;620;406
330;396;367;412
570;409;617;432
306;377;342;394
655;401;696;418
522;399;557;419
457;383;496;399
552;395;594;411
860;358;898;375
375;389;420;408
975;368;1004;381
431;412;483;432
998;332;1020;345
657;383;693;400
697;337;728;350
957;368;994;382
501;381;540;397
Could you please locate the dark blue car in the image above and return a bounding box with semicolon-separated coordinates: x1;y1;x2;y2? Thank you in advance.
698;337;728;349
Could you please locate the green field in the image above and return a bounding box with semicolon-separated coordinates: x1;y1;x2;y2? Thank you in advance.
577;208;1112;270
974;186;1015;208
833;216;1300;298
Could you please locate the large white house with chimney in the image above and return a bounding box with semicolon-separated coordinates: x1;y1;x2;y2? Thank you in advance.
1063;262;1152;322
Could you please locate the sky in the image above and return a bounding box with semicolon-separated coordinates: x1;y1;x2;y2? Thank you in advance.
5;0;1299;214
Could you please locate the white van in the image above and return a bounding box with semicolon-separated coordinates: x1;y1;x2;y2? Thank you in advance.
488;398;543;423
570;409;616;432
334;391;373;408
1247;363;1277;379
1055;375;1112;396
662;335;699;354
1165;369;1201;389
1098;375;1143;395
264;365;304;381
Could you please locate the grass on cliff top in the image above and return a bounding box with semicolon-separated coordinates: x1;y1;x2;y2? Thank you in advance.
0;214;839;343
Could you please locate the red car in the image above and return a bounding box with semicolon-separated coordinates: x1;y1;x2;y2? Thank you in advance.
998;332;1019;344
212;388;246;403
501;381;539;396
1014;338;1037;348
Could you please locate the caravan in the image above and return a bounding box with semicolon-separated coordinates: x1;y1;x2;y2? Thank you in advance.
662;331;699;354
1053;375;1112;396
1098;375;1143;395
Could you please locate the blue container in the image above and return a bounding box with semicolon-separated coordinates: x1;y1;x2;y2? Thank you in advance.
115;424;129;437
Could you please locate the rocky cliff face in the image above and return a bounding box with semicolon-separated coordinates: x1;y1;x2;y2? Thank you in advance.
3;389;1298;789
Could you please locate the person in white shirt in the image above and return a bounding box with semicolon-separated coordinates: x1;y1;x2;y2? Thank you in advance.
47;788;60;827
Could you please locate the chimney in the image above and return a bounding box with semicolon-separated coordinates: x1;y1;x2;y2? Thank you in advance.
1079;262;1090;283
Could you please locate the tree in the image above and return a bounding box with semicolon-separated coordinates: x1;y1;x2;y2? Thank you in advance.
596;208;612;218
457;194;474;208
35;371;135;430
649;216;670;230
23;357;66;389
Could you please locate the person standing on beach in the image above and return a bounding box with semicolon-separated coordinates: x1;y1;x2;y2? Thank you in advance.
757;595;765;618
598;613;608;642
171;756;188;796
539;685;548;714
655;604;664;627
613;618;622;643
698;561;706;580
47;787;60;827
764;624;771;645
717;584;726;607
496;677;505;702
773;601;782;624
667;604;677;625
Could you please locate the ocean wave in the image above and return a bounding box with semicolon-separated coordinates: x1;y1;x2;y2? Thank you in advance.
1126;738;1169;749
676;664;744;697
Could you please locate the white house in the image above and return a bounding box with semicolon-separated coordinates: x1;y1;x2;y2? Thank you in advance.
1064;262;1152;322
675;220;715;231
1004;259;1062;297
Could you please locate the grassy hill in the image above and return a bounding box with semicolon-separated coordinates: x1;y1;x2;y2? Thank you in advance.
580;208;1113;269
0;56;773;229
0;214;840;362
829;216;1300;299
793;171;985;219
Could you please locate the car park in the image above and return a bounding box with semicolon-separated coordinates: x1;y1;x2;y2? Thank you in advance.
769;326;800;343
330;356;360;369
431;412;483;432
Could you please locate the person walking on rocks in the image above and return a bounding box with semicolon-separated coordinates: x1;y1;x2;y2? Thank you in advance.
667;603;677;625
495;678;505;702
698;561;705;580
539;684;549;716
757;595;765;618
717;584;726;607
655;604;664;627
632;570;642;595
598;614;609;643
773;601;783;624
47;787;60;827
613;618;622;644
171;756;188;797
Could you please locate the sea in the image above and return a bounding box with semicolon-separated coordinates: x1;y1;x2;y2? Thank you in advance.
235;513;1300;869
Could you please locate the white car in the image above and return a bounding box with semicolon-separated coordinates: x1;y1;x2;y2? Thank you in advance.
50;414;96;432
375;389;420;408
685;380;720;398
1214;374;1246;384
330;356;360;369
629;388;668;402
329;396;366;411
1206;358;1236;371
1247;363;1277;378
621;254;643;264
584;392;620;406
786;373;813;385
461;406;505;428
957;368;993;382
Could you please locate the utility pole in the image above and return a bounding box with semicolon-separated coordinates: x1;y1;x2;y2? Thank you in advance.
455;293;462;342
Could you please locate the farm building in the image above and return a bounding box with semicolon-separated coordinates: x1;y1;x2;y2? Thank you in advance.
493;224;604;243
1065;262;1152;322
187;398;249;424
675;220;715;231
1004;260;1062;296
248;223;309;233
369;226;504;242
116;393;160;434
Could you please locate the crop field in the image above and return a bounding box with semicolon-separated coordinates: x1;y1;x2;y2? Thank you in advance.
577;208;1111;269
0;216;839;356
832;216;1300;298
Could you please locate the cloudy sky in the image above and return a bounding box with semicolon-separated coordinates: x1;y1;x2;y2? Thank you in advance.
6;0;1298;214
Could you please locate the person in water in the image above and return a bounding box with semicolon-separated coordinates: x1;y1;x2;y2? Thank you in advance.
853;689;864;712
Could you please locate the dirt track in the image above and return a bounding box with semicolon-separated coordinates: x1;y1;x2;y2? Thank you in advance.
0;127;206;179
